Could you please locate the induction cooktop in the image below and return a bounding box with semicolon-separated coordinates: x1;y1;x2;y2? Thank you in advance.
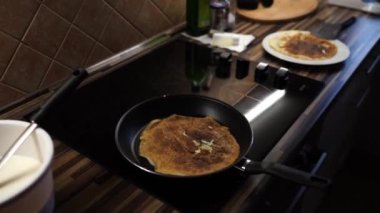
38;36;323;212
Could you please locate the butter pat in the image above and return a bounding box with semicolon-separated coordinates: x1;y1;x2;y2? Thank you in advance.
182;32;255;53
211;33;240;47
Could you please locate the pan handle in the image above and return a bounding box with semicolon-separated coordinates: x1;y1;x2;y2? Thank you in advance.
244;161;331;188
30;68;88;123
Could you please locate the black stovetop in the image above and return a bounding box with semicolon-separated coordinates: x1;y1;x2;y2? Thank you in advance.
39;37;323;212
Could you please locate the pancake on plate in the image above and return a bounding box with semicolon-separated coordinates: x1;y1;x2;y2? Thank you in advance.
268;30;338;60
139;114;240;176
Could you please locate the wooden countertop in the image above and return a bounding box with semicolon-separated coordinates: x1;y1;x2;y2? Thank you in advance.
1;1;380;212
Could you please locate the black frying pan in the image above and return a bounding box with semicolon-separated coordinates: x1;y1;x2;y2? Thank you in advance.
115;94;330;188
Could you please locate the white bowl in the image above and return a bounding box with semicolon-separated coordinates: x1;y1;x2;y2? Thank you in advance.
0;120;54;212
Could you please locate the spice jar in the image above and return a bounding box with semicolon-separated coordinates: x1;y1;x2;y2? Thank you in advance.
210;0;229;34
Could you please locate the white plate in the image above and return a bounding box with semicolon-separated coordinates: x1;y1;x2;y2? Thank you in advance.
262;31;350;65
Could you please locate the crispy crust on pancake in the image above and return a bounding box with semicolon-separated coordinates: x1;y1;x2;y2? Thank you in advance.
269;30;337;60
139;115;240;176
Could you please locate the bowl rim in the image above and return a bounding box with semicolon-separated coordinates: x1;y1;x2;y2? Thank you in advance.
0;120;54;205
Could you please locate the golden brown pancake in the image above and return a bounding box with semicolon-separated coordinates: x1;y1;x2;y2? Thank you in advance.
139;114;240;176
269;30;337;60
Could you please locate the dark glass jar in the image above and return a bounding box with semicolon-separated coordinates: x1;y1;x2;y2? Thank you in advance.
210;0;228;33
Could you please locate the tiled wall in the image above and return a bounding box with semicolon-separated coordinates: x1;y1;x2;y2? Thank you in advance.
0;0;185;108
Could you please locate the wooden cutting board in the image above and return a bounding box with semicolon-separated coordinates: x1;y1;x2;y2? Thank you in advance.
237;0;319;22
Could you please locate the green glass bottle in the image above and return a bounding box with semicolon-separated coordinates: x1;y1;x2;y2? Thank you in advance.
186;0;211;36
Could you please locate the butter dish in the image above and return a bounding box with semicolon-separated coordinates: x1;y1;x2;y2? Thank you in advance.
182;32;255;53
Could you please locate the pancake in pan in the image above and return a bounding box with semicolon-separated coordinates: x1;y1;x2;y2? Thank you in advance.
139;114;240;176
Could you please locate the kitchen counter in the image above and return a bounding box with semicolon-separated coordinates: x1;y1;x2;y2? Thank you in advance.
1;1;380;212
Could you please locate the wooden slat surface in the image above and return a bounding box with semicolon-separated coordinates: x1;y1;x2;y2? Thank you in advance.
52;140;178;213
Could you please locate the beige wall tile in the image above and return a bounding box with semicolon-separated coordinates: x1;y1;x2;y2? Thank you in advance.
2;44;51;92
0;0;186;108
0;31;19;76
85;43;113;67
0;0;39;38
152;0;171;9
23;6;71;58
0;83;25;107
40;61;72;89
134;1;172;37
74;0;113;40
114;0;145;22
104;0;120;7
56;27;95;69
151;0;186;24
43;0;85;22
162;0;186;24
100;12;145;53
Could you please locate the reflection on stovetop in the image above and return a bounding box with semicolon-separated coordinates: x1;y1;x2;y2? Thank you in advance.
39;37;324;212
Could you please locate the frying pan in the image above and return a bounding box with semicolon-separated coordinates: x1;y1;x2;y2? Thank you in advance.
115;94;330;188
